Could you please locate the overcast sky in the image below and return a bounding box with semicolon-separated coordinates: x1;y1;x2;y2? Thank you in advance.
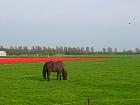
0;0;140;50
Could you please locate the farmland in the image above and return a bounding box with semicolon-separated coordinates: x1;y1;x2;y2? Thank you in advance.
0;55;140;105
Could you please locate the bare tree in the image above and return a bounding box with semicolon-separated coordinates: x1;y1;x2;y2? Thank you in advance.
103;48;106;53
91;47;94;53
135;48;140;54
114;48;117;53
86;47;90;54
107;47;113;53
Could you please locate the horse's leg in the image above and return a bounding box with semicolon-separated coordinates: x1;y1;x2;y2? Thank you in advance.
43;70;46;79
47;72;50;81
57;71;61;80
60;73;62;80
43;65;46;79
60;70;62;80
57;72;59;80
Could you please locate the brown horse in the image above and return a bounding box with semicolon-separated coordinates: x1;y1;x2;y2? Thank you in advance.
43;61;67;81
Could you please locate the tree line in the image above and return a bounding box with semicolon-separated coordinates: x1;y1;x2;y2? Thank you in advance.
0;45;140;55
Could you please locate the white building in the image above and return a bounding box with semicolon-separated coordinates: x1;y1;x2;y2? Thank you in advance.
0;51;7;56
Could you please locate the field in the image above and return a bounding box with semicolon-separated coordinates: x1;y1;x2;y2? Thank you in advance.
0;55;140;105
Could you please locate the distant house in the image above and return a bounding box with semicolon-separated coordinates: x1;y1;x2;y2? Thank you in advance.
0;51;7;56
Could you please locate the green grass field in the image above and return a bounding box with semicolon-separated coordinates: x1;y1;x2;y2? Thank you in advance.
0;55;140;105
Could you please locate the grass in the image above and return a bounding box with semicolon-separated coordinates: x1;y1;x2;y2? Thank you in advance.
0;55;140;105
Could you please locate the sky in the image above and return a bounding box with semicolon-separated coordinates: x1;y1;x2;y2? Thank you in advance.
0;0;140;51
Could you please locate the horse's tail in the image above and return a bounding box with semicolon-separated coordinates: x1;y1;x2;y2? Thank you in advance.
43;62;48;79
62;68;67;80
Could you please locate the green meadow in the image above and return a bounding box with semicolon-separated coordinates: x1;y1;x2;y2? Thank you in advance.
0;55;140;105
